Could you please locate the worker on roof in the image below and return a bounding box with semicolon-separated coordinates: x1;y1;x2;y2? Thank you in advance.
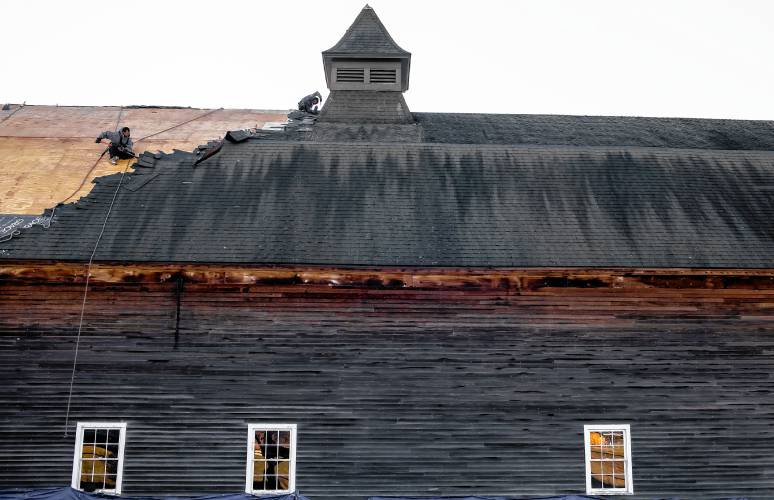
96;126;134;165
297;91;323;115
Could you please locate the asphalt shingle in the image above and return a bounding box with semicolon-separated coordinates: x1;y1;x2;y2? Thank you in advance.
2;135;773;267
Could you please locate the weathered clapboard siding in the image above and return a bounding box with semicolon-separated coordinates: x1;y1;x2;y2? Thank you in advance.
1;278;774;499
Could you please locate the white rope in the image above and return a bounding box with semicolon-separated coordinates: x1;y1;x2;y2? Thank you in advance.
63;106;127;437
63;160;132;436
62;107;223;436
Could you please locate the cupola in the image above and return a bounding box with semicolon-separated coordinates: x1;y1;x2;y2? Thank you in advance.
318;5;413;124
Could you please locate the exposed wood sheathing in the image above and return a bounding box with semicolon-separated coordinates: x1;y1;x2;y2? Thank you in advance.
0;274;773;499
0;106;287;214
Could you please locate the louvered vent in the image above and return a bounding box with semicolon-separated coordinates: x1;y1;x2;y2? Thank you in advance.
336;68;365;83
369;68;397;84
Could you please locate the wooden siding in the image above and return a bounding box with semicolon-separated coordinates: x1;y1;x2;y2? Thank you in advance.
1;274;774;499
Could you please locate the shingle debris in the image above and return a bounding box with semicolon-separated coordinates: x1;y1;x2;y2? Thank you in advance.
134;151;158;169
285;110;319;132
225;130;251;143
193;140;224;166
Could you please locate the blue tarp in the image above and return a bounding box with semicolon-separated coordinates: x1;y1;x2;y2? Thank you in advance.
0;489;751;500
370;497;601;500
370;497;751;500
0;488;309;500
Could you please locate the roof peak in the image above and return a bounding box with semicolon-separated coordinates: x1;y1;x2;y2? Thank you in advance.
323;5;409;56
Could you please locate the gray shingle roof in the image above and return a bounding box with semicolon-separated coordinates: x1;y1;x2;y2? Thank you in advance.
323;5;410;56
307;112;774;150
318;91;413;124
2;119;774;267
415;113;774;150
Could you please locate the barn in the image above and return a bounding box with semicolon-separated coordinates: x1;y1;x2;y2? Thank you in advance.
1;5;774;500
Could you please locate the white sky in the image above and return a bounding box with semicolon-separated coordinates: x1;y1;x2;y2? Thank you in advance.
2;0;773;119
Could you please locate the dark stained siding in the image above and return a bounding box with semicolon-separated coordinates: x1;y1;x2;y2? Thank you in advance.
1;281;774;499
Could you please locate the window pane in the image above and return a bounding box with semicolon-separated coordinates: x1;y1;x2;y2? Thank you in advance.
83;429;96;443
253;459;266;486
95;429;108;443
277;460;290;490
278;431;291;448
265;437;280;459
266;459;279;479
264;475;278;490
108;429;121;444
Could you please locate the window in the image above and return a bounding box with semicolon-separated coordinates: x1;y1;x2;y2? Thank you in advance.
71;422;127;494
584;424;633;495
245;424;297;494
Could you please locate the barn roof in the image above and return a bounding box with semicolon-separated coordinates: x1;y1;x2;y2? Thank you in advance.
316;111;774;149
1;112;773;267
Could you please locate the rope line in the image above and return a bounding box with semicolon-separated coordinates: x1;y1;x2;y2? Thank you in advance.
61;107;222;436
135;107;222;143
63;160;132;436
63;106;124;436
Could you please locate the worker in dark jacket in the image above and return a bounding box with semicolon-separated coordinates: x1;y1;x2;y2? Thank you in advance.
96;127;134;165
297;91;323;114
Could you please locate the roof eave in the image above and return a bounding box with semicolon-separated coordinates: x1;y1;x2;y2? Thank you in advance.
322;50;411;58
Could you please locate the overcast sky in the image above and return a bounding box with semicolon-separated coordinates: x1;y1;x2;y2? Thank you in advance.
3;0;773;119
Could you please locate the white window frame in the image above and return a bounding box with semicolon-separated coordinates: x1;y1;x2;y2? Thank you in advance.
71;421;127;494
245;423;297;494
584;424;633;495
